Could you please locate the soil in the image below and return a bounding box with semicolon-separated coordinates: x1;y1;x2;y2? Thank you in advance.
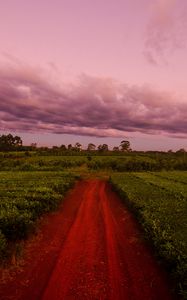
0;179;177;299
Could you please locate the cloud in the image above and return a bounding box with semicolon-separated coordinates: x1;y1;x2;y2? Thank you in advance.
144;0;187;65
0;62;187;138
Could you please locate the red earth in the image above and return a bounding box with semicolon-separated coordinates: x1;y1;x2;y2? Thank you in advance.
0;179;177;300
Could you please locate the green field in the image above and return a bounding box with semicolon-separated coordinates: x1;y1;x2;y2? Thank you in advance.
0;171;79;257
0;153;187;297
0;155;87;171
110;171;187;297
0;149;187;172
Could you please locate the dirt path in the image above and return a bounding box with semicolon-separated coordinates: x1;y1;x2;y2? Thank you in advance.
0;180;176;300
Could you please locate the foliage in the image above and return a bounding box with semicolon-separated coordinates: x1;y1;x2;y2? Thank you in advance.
0;134;22;151
120;140;131;152
97;144;109;152
110;171;187;297
0;156;86;171
87;153;187;171
0;171;78;259
87;143;96;151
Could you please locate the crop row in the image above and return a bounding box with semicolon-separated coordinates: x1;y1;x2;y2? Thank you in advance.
151;171;187;185
0;156;86;171
133;172;187;198
88;157;187;171
110;172;187;298
0;154;187;172
0;171;79;258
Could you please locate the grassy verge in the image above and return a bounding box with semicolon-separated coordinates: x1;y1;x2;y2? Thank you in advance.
110;171;187;298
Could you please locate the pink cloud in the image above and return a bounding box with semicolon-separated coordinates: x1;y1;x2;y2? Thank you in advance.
0;62;186;138
144;0;187;64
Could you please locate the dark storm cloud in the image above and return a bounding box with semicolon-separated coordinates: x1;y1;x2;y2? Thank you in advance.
0;65;186;138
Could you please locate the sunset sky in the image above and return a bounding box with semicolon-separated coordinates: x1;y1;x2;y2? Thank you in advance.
0;0;187;150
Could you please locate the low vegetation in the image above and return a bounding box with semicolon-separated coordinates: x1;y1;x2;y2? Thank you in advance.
110;172;187;297
87;153;187;171
0;133;186;298
0;155;86;171
0;171;79;259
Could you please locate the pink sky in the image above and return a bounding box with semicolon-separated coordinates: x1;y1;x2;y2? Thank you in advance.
0;0;186;150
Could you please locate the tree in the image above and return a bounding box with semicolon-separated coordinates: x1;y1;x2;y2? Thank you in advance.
176;148;186;160
176;148;186;153
74;142;82;151
87;143;96;151
0;134;23;151
98;144;108;152
14;136;22;147
60;144;67;150
120;140;131;152
113;146;119;152
167;149;173;153
52;146;59;150
68;144;73;150
30;143;37;149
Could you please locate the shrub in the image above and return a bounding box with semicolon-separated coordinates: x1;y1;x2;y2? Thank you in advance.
0;208;34;241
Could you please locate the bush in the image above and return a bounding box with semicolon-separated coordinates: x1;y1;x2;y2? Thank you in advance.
0;208;34;241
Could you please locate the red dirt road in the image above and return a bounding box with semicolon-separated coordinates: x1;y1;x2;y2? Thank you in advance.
0;180;176;300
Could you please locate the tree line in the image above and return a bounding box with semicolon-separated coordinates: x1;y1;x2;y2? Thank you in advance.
0;134;186;154
55;140;131;152
0;134;132;152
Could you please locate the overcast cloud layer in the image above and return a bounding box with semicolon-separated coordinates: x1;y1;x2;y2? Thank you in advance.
0;64;186;138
